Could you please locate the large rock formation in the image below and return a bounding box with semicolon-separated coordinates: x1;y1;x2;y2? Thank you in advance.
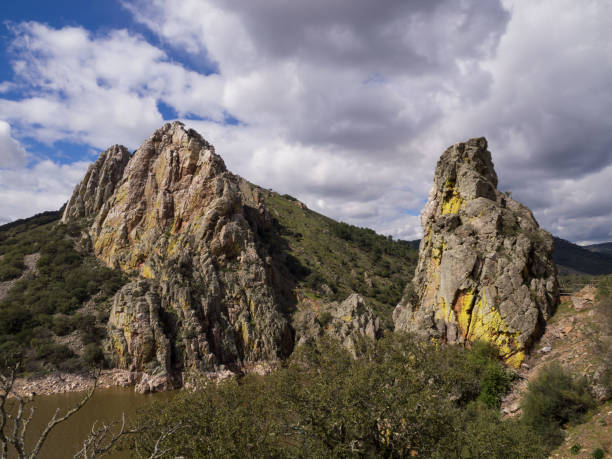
64;122;292;389
393;138;558;367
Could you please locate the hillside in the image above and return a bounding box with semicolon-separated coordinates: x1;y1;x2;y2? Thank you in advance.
585;242;612;256
553;237;612;275
258;189;418;327
0;212;126;372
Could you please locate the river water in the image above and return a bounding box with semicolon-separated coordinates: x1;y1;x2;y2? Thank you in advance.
9;388;174;458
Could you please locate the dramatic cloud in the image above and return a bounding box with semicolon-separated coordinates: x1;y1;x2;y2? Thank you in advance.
0;0;611;242
122;0;612;242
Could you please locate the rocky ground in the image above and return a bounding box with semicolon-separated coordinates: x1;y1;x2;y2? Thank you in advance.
502;285;610;416
500;284;611;457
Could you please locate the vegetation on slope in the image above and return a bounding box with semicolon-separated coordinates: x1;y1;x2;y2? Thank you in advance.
128;335;547;458
0;212;125;373
259;189;419;326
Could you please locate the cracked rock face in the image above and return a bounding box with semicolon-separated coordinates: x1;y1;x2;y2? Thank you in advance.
393;138;559;367
64;122;292;389
294;293;381;355
62;145;131;223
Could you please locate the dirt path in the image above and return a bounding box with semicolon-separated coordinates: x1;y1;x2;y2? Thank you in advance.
0;252;40;301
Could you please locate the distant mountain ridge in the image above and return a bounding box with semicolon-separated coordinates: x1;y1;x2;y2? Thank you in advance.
552;237;612;275
584;242;612;256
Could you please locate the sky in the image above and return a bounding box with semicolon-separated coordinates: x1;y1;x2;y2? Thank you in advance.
0;0;611;244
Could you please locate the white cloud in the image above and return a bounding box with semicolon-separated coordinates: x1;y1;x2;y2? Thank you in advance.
1;1;612;244
0;120;27;168
0;23;224;150
0;160;89;222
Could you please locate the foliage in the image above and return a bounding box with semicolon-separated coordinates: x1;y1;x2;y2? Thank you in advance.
570;443;582;454
127;334;547;458
0;212;125;372
82;343;105;366
521;363;595;449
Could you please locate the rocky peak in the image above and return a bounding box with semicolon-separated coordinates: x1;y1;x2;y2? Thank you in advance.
64;122;292;391
394;137;559;367
62;144;130;223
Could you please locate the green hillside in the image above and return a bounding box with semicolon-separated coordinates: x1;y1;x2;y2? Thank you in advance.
258;189;418;326
0;196;419;371
0;212;126;372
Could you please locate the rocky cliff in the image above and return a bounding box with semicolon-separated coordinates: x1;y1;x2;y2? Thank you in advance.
393;138;558;367
64;122;293;390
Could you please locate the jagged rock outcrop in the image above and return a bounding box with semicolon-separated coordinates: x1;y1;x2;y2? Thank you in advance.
62;145;131;222
64;122;292;389
393;138;558;367
294;293;381;354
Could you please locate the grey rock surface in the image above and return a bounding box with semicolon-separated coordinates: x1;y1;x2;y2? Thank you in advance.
394;138;558;367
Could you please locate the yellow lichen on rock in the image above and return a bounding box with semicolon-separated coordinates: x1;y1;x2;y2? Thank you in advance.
141;265;154;279
441;193;464;214
441;180;464;214
466;291;523;367
241;321;250;347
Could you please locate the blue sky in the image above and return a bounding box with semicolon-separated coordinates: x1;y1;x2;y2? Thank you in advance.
0;0;611;243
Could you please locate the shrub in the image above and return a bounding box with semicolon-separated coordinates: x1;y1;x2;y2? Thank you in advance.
318;311;333;327
521;363;595;448
592;448;605;459
51;314;74;336
477;362;513;408
33;341;74;365
127;334;543;458
82;343;105;367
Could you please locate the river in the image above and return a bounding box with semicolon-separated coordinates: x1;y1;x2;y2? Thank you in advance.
8;388;174;458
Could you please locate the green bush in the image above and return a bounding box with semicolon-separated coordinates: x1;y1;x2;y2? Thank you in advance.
82;343;105;367
521;363;595;448
51;314;74;336
32;341;74;365
318;311;333;327
592;448;605;459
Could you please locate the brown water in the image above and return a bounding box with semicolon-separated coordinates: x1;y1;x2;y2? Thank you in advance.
8;388;174;458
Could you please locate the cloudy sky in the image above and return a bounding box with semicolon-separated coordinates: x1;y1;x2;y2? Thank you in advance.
0;0;610;244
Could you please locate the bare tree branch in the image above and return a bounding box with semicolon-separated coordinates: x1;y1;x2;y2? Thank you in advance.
147;422;182;459
73;412;142;459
